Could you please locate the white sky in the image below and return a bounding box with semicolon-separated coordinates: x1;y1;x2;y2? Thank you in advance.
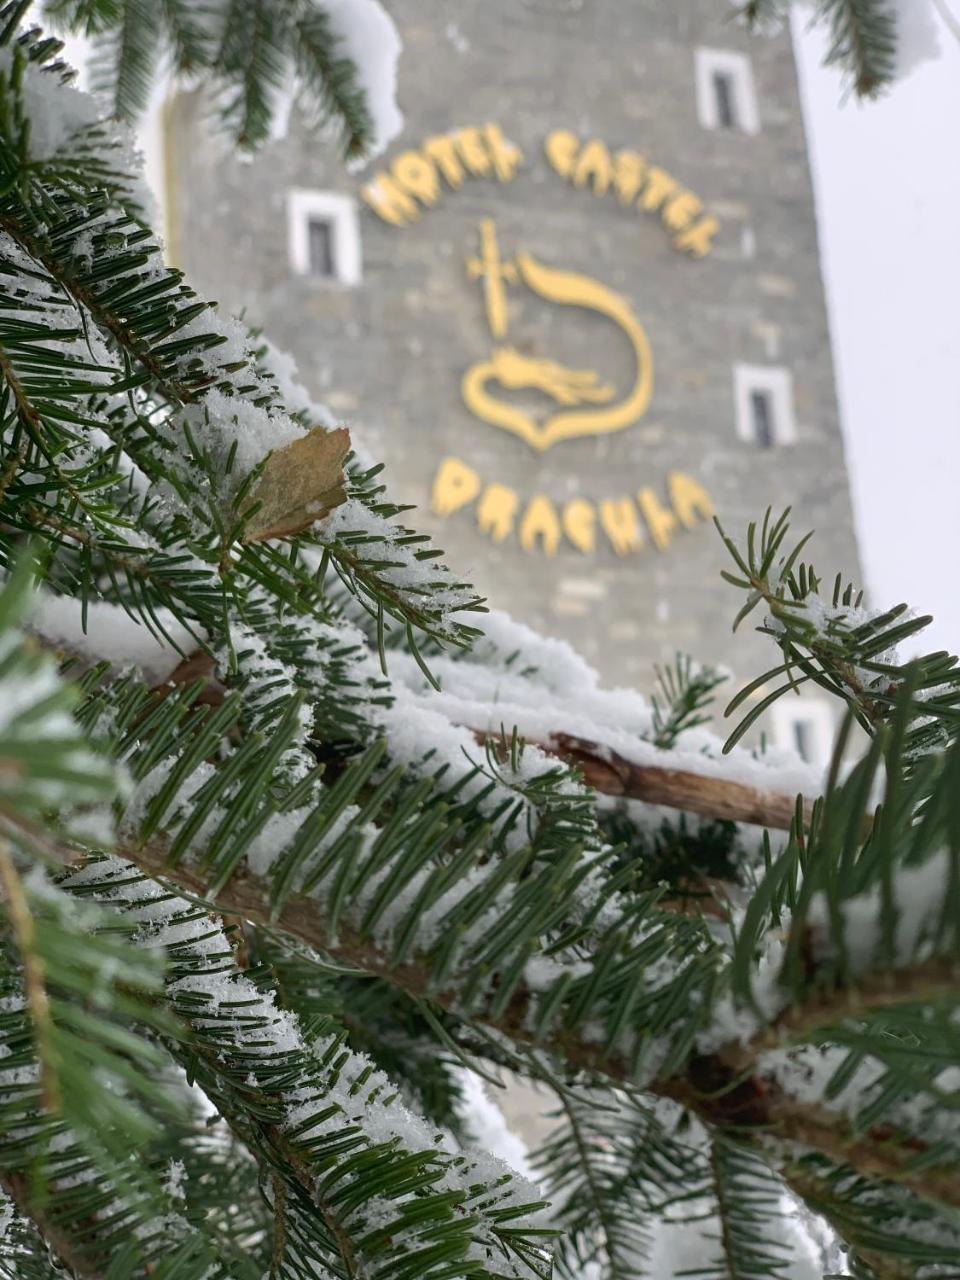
792;7;960;655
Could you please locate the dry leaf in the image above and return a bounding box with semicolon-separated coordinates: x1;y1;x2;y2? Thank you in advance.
241;425;350;542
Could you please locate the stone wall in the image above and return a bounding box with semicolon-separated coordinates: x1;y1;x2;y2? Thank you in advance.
165;0;862;710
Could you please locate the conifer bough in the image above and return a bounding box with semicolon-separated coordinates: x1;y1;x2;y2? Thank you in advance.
1;3;959;1278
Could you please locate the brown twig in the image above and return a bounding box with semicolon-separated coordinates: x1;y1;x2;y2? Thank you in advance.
480;728;811;832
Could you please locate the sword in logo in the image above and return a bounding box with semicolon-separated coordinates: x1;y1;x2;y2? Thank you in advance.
465;218;517;339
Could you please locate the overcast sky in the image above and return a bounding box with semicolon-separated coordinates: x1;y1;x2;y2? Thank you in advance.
792;8;960;655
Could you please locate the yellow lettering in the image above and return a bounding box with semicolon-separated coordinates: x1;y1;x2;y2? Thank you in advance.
669;472;714;529
477;483;518;542
639;167;678;213
423;135;465;187
638;487;678;551
519;495;561;555
562;498;596;553
662;190;703;232
599;498;643;556
484;123;523;181
361;173;419;226
544;128;579;179
432;457;481;516
392;150;440;206
456;126;492;177
572;139;612;196
612;149;647;205
673;215;720;258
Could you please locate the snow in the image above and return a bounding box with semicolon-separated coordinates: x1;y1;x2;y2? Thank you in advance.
455;1069;536;1182
323;0;404;161
889;0;941;78
0;50;97;159
183;386;306;487
259;339;336;429
808;849;952;973
318;498;479;619
59;856;547;1269
162;1159;187;1201
382;633;822;803
30;591;194;683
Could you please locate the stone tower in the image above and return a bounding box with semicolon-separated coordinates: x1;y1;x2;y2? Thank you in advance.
164;0;862;762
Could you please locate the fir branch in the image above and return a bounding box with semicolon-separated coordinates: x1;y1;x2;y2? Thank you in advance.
738;0;899;98
214;0;287;149
699;1137;793;1279
651;653;727;750
783;1159;960;1278
123;842;960;1212
0;841;58;1112
736;0;789;26
0;1172;99;1278
289;0;374;160
58;857;552;1279
90;0;162;121
0;207;225;406
822;0;898;98
46;0;378;153
738;955;960;1054
717;510;960;758
531;1091;665;1278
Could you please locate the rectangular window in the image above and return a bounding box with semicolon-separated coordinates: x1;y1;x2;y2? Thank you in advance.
733;365;796;446
287;190;362;286
695;49;759;135
712;71;736;129
770;697;836;768
307;217;335;277
749;389;774;448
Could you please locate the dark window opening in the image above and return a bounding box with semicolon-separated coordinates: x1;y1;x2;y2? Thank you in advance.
307;217;335;277
792;720;812;763
713;71;737;129
749;388;775;447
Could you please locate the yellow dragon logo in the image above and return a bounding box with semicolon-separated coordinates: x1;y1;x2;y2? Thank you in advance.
462;219;654;452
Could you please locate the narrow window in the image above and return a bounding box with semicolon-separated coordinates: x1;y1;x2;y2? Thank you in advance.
695;49;759;135
733;366;796;446
713;70;736;129
287;190;362;286
749;388;774;448
792;719;812;763
307;217;335;278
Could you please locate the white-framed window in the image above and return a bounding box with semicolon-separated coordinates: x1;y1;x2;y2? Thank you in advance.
733;364;796;447
694;48;760;135
770;697;835;768
287;189;361;285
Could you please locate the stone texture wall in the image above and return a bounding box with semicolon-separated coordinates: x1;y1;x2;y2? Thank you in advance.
165;0;862;704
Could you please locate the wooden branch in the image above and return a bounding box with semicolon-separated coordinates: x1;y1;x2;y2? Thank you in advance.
480;728;811;832
127;845;960;1212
